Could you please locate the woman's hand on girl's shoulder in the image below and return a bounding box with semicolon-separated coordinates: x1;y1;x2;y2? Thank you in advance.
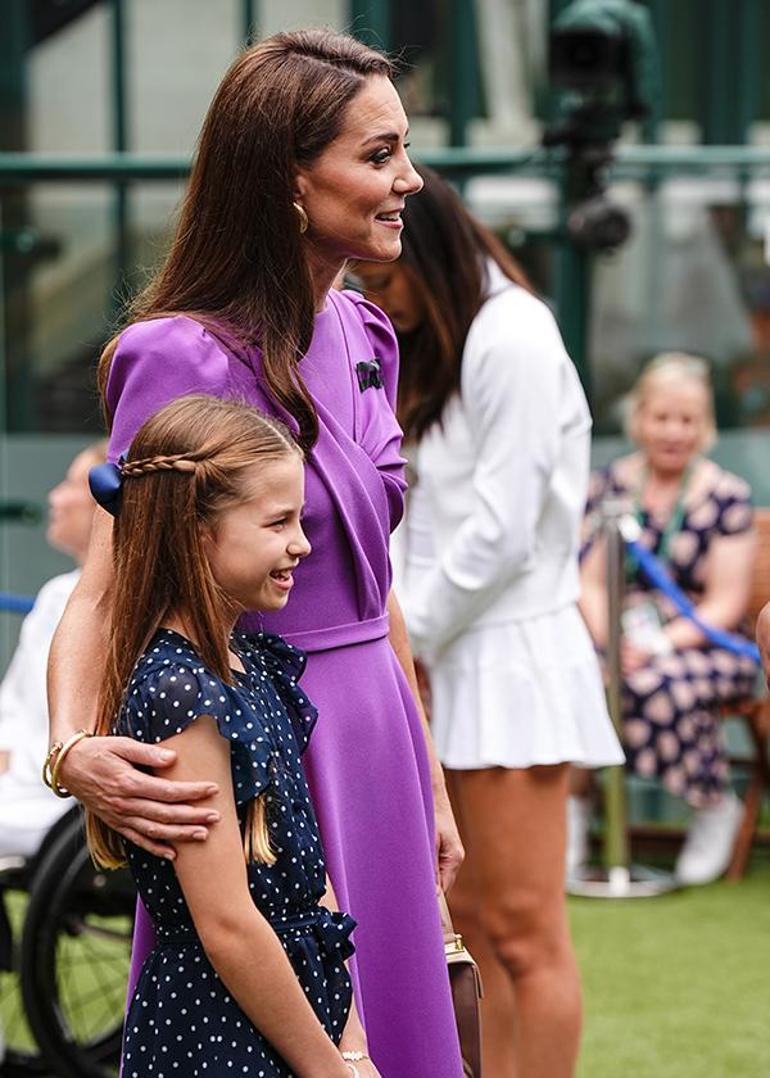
59;734;219;858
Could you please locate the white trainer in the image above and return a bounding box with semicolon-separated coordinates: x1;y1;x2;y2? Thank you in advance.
566;796;591;878
674;790;744;886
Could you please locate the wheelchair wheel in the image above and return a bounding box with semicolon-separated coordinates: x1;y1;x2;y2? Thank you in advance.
19;815;135;1078
0;871;48;1076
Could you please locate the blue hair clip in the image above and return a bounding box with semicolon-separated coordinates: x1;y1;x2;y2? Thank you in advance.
89;458;124;517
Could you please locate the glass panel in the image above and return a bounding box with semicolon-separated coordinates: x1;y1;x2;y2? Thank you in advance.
1;180;185;434
589;176;770;435
128;0;242;154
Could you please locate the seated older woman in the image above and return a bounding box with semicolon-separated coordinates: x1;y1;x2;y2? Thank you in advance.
576;353;757;885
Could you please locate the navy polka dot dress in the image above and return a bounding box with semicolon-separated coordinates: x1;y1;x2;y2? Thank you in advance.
114;628;355;1076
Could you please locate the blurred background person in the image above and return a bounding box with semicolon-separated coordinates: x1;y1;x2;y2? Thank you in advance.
577;354;756;886
355;165;622;1078
0;440;105;860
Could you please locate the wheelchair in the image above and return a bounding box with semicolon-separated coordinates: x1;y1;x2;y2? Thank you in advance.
1;806;135;1077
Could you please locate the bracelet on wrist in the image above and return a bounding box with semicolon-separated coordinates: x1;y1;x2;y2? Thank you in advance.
342;1050;369;1063
45;729;92;798
42;740;63;791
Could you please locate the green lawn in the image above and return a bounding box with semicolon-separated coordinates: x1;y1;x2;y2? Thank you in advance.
572;858;770;1078
3;861;770;1076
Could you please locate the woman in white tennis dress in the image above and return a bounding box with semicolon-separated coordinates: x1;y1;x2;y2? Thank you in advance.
356;166;622;1078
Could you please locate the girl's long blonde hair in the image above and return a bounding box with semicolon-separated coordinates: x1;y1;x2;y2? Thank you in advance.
87;394;302;869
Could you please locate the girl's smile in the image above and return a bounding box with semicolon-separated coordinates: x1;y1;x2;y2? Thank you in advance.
268;565;297;592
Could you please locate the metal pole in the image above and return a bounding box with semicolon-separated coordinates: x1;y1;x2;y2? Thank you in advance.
644;0;667;143
553;159;592;400
447;0;479;148
0;0;33;432
111;0;129;311
737;0;760;145
567;504;676;898
349;1;391;50
603;505;630;875
241;0;258;45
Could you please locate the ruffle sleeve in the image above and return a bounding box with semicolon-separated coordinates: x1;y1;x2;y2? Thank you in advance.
343;290;407;533
121;661;274;805
236;632;318;755
105;315;233;462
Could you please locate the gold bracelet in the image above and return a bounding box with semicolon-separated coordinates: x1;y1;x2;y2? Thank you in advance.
42;740;64;791
49;729;92;798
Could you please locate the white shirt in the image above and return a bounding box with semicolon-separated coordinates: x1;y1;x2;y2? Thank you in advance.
403;265;593;658
0;570;79;791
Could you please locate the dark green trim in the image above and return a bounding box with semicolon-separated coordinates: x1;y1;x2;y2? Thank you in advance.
3;145;770;184
643;0;667;141
0;0;32;432
241;0;258;45
349;1;391;50
110;0;129;304
447;0;481;147
737;0;761;143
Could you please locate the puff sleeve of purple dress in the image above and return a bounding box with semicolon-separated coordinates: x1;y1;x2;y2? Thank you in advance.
105;291;463;1077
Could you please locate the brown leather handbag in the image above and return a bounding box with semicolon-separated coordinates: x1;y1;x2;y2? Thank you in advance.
439;892;483;1077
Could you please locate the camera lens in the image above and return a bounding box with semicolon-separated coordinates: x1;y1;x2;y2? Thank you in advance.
567;196;632;250
550;29;625;89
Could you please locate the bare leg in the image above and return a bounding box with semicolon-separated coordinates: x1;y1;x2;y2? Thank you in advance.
569;766;593;798
450;765;582;1078
445;770;517;1078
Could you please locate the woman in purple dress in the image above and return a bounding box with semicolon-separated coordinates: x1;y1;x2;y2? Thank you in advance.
46;29;463;1077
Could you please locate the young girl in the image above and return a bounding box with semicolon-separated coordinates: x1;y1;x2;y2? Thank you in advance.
84;395;374;1077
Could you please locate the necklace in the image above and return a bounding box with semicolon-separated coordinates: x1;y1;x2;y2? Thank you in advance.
625;462;692;579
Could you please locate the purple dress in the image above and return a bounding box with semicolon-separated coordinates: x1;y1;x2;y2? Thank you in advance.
106;290;463;1077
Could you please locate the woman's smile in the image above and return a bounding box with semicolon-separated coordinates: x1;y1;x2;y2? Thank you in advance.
374;207;405;230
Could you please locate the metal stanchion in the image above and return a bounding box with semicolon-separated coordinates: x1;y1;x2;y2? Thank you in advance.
568;499;677;898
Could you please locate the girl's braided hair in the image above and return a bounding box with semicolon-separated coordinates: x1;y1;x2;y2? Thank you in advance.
120;452;199;476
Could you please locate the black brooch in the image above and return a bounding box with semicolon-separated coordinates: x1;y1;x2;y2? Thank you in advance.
356;359;384;393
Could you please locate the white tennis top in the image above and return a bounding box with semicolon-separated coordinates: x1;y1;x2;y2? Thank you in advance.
399;264;623;769
402;264;593;658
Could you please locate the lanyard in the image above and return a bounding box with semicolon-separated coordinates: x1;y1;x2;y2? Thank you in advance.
626;464;691;580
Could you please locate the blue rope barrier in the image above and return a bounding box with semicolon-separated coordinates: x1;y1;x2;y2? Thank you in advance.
625;538;760;663
0;592;34;615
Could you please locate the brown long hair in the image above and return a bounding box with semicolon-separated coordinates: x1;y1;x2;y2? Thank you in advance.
97;29;393;451
87;395;302;869
394;164;533;441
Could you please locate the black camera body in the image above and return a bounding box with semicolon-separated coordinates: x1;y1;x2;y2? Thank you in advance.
543;0;660;250
547;0;658;147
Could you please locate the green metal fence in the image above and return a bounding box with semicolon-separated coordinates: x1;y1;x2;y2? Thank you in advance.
3;142;770;431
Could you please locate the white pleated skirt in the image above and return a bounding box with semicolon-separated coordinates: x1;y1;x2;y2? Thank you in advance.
428;603;625;771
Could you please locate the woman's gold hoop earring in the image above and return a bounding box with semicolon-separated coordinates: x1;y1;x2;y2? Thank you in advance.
293;202;309;234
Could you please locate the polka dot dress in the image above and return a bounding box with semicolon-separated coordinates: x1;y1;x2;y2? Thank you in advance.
115;628;355;1076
